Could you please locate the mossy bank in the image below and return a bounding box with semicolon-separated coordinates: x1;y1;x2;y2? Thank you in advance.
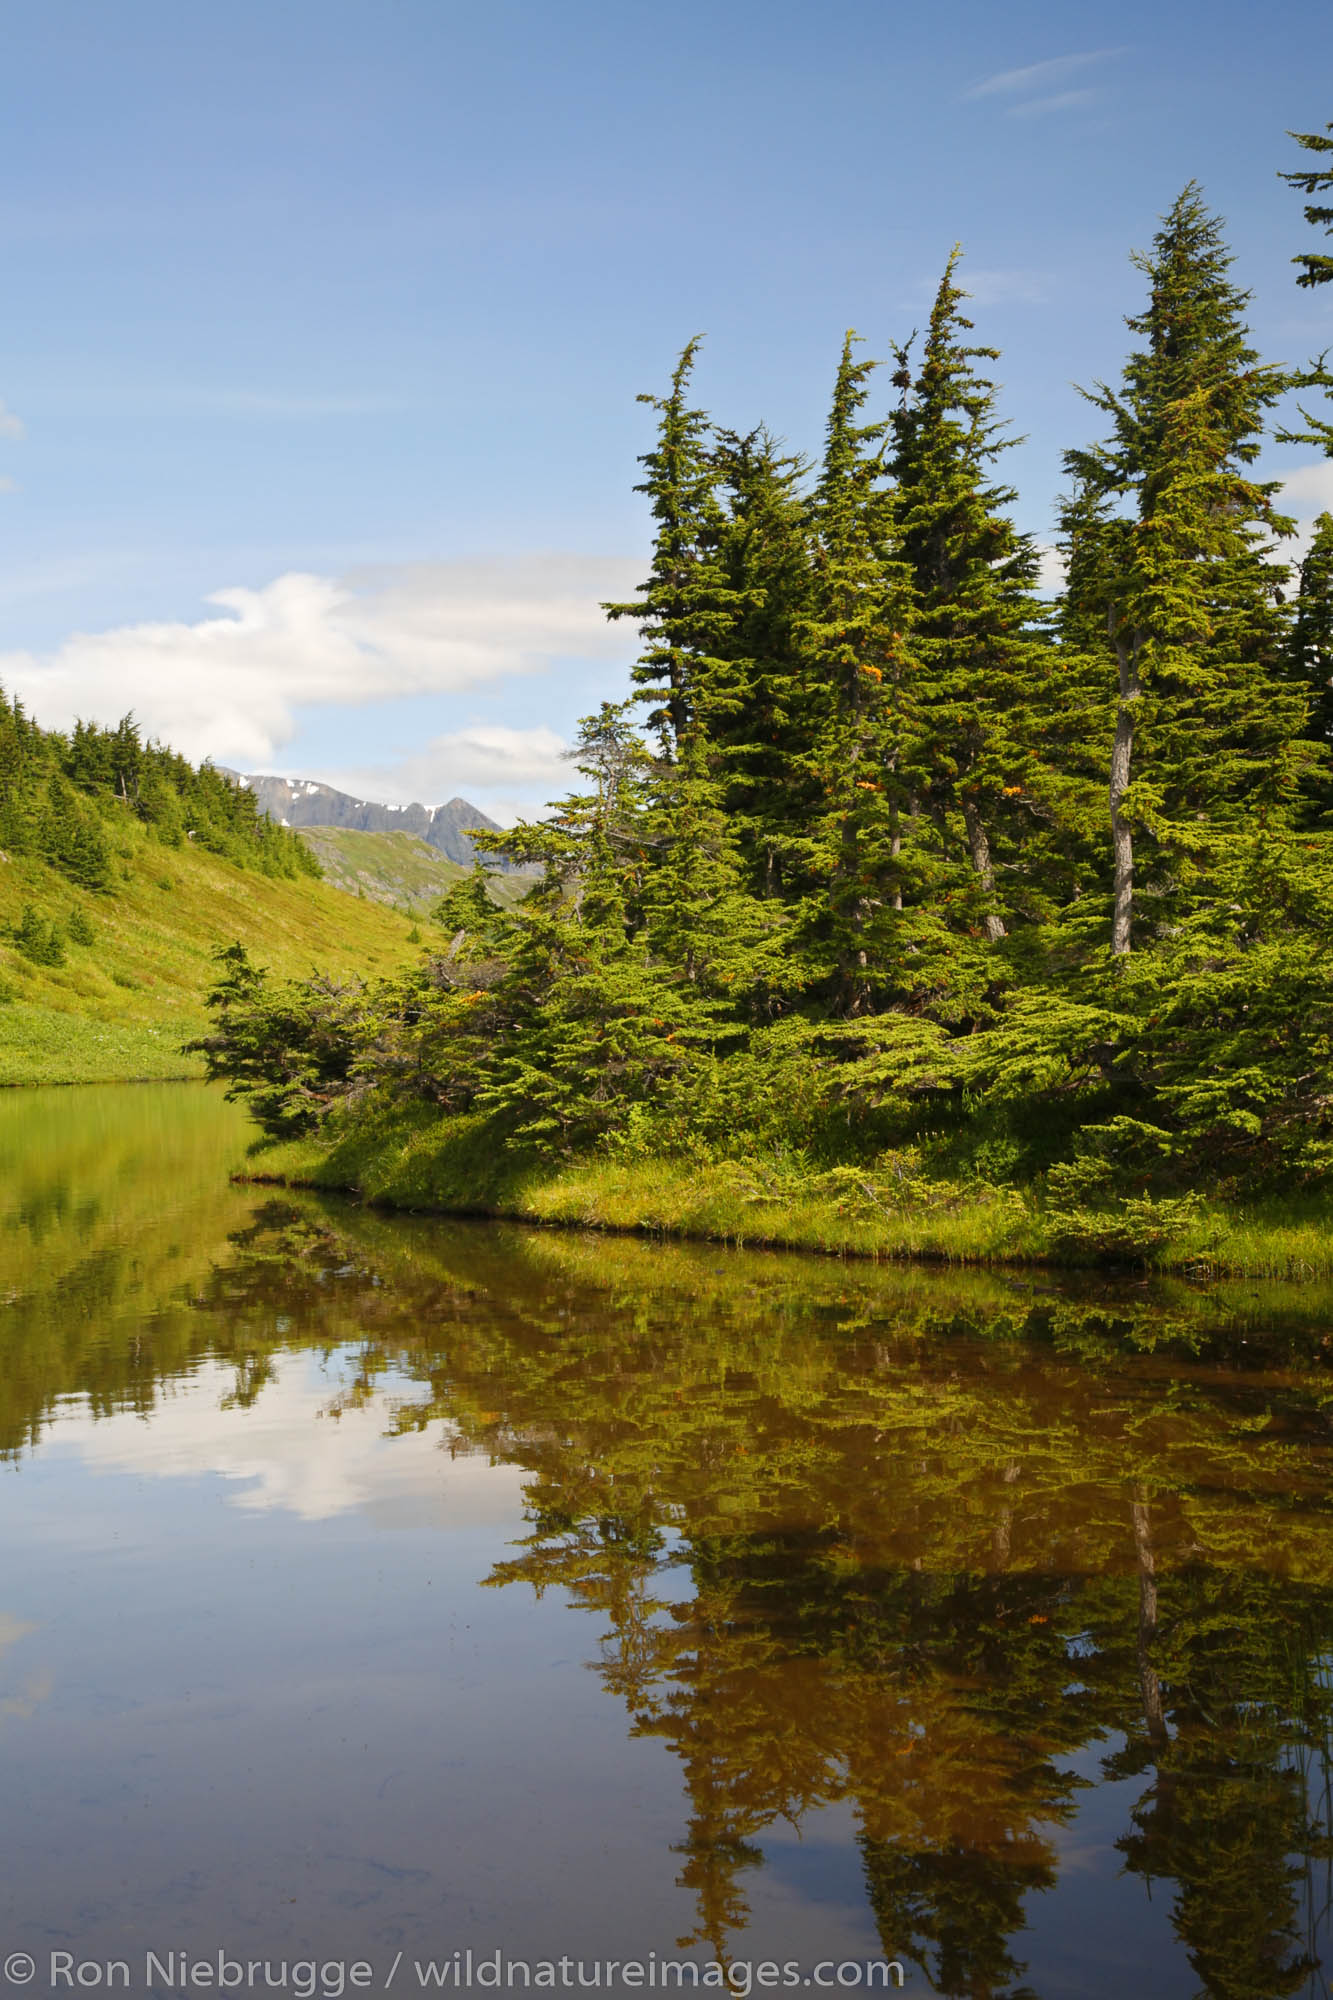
242;1098;1333;1282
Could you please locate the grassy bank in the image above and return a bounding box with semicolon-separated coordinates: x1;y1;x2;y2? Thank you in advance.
0;822;419;1085
242;1098;1333;1281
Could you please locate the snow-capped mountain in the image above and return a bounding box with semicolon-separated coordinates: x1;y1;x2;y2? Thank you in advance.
224;772;506;867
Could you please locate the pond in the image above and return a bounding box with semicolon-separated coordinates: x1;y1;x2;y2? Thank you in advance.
2;1083;1331;2000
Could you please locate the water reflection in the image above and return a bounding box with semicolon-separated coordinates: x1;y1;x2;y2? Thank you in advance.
2;1086;1333;1997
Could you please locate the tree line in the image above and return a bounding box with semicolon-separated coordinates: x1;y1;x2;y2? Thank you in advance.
0;695;319;897
197;138;1333;1223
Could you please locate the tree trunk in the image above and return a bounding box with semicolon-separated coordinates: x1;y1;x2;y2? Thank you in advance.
1132;1493;1169;1748
1110;630;1141;957
962;798;1006;942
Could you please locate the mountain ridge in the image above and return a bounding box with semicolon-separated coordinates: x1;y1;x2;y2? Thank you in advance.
222;771;509;868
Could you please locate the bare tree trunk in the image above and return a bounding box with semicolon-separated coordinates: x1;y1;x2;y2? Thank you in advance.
1110;630;1141;957
962;798;1006;942
1132;1492;1169;1748
991;1459;1021;1569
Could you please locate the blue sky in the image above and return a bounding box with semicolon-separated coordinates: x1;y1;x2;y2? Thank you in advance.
1;0;1330;818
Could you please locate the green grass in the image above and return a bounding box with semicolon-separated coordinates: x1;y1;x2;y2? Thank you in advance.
0;824;422;1085
295;827;532;913
245;1098;1333;1280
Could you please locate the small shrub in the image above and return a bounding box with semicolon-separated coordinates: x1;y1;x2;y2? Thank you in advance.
12;904;66;966
1044;1192;1203;1264
68;907;96;947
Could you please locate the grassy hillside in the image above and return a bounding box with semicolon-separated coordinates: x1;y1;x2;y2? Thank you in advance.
0;818;420;1086
296;826;532;911
295;826;470;909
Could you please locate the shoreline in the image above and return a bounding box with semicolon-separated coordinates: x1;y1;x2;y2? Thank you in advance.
237;1108;1333;1283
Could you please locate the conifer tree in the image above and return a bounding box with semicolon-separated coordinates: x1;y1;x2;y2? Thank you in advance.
602;343;751;753
638;726;787;1006
1285;512;1333;775
1281;119;1333;288
1062;185;1304;954
797;334;917;1015
1280;120;1333;454
707;426;815;900
889;250;1055;941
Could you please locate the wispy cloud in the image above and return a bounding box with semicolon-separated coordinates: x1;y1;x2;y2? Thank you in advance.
0;476;18;494
0;555;640;777
0;398;24;441
1010;89;1096;119
965;49;1125;101
900;265;1052;312
960;268;1052;305
315;724;574;824
171;389;408;420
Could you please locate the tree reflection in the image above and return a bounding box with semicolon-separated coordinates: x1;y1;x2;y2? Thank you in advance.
6;1179;1333;1996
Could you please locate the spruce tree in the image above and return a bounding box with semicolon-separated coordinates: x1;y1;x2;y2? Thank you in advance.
1062;184;1304;954
707;426;815;901
638;726;787;1006
602;342;752;753
1284;512;1333;789
1280;120;1333;453
1281;119;1333;289
796;333;918;1015
889;249;1056;942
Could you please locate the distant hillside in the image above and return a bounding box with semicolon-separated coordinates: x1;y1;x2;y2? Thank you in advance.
0;819;420;1087
291;826;523;913
0;704;421;1086
230;771;512;867
295;827;469;910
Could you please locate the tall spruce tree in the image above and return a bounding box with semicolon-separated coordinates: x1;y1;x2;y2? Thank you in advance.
889;249;1055;942
797;334;917;1015
707;426;816;901
1280;119;1333;454
602;342;751;753
1061;184;1304;955
1284;513;1333;804
1281;119;1333;289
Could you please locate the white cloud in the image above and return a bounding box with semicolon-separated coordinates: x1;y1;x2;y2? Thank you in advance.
1280;461;1333;514
314;723;574;824
965;49;1124;99
49;1353;531;1528
0;398;23;440
958;268;1052;305
1035;542;1067;596
0;476;18;494
1278;461;1333;559
1009;89;1095;118
0;555;641;771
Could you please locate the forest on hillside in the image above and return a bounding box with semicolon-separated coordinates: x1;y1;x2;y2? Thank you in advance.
196;138;1333;1246
0;701;318;962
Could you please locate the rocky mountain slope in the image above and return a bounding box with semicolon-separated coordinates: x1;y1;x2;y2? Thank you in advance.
228;772;504;866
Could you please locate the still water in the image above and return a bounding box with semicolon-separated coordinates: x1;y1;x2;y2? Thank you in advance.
2;1084;1332;2000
